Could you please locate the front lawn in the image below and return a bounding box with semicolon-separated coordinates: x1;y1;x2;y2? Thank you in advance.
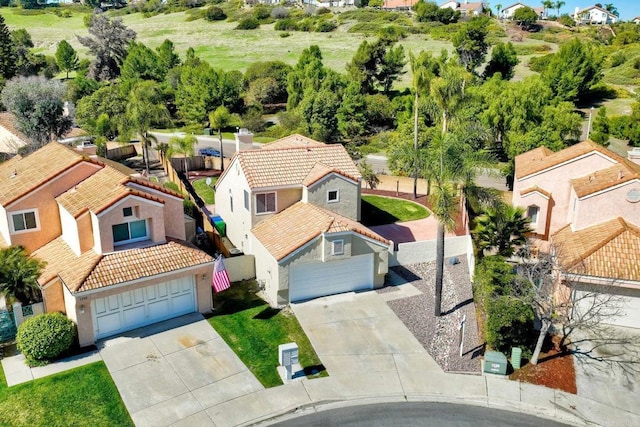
0;361;133;426
193;178;217;204
361;195;430;226
208;281;327;388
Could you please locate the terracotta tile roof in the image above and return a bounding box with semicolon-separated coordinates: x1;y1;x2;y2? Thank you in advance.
382;0;418;8
0;142;86;207
252;202;388;261
56;166;166;218
0;112;28;144
520;186;551;199
553;218;640;282
79;240;212;292
233;139;360;189
515;140;640;179
261;134;326;150
571;163;640;198
302;162;358;187
32;237;101;290
457;2;484;11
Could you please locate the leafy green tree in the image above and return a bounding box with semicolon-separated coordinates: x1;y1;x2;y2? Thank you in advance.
55;40;79;80
299;83;342;142
513;6;539;29
542;37;602;102
590;106;610;146
486;295;535;353
473;204;532;258
75;84;127;140
209;106;240;173
244;61;292;105
168;134;197;177
121;42;165;82
346;37;406;94
359;159;380;189
0;13;16;84
451;17;489;73
337;82;368;139
156;39;180;73
0;246;44;305
287;45;325;110
122;81;171;175
414;1;460;24
483;42;518;80
77;14;136;81
1;76;72;150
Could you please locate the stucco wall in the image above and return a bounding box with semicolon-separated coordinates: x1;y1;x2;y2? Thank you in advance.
42;279;66;314
390;235;471;267
251;237;280;305
513;152;617;237
225;254;256;282
251;188;302;228
519;192;551;237
214;161;253;253
306;175;360;221
128;183;186;241
6;162;100;253
0;206;10;246
572;181;640;230
95;196;165;253
60;207;82;255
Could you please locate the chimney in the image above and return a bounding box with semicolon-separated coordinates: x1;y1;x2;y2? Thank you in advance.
234;128;254;151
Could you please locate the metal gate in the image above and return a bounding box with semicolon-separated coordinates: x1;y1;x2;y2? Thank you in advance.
0;309;16;342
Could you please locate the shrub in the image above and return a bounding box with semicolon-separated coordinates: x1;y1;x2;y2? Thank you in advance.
236;17;260;29
17;312;76;366
279;31;291;38
271;7;289;19
558;14;575;27
275;18;298;31
608;50;627;67
316;20;337;32
485;296;534;354
528;54;552;73
164;181;182;193
253;4;271;20
205;5;226;21
316;7;331;15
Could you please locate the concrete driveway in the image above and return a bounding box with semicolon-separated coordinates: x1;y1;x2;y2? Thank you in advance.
98;313;263;427
291;291;442;377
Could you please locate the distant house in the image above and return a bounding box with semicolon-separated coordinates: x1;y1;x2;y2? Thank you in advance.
512;140;640;328
573;5;618;24
0;143;213;346
382;0;418;10
440;0;486;16
214;134;390;306
633;16;640;24
500;2;545;19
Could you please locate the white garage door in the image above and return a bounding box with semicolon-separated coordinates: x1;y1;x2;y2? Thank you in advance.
93;276;196;340
575;288;640;329
289;254;374;302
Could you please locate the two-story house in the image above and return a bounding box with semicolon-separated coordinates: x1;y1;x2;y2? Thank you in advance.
0;142;213;346
500;2;545;19
440;0;486;16
574;5;618;25
512;140;640;328
214;135;390;306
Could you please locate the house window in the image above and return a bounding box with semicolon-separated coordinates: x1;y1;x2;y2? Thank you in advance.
112;219;148;245
11;209;39;233
244;190;249;211
332;240;344;255
527;205;539;225
229;189;234;213
256;192;276;214
327;189;339;203
123;207;133;217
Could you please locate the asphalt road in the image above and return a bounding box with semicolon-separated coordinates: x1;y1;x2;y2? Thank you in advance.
270;402;570;427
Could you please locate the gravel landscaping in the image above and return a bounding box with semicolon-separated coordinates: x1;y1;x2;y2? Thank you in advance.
377;258;483;373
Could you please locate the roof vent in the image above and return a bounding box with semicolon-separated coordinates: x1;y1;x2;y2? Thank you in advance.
618;170;624;180
9;169;17;179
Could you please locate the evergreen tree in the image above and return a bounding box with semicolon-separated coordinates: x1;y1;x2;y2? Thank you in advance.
590;106;610;146
451;17;489;73
55;40;79;79
156;39;181;72
483;42;518;80
0;13;17;83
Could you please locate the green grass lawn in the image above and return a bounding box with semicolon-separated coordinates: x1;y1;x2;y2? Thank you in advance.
193;177;216;204
0;361;132;427
208;280;326;388
361;195;430;227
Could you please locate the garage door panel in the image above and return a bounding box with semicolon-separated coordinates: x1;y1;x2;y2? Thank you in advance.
93;276;196;340
290;254;374;302
575;289;640;329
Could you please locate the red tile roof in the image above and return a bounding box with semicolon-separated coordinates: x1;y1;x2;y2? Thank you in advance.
252;202;388;261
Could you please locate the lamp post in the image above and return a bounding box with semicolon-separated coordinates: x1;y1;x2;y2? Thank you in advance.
586;106;594;140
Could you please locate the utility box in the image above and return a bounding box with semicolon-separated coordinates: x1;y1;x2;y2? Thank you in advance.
278;342;299;382
483;351;508;375
511;347;523;370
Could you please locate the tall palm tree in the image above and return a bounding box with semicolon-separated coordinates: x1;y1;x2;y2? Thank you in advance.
123;81;171;176
554;0;565;17
495;3;503;18
167;134;197;178
542;0;553;17
0;246;44;305
604;3;618;17
209;106;239;173
473;204;532;258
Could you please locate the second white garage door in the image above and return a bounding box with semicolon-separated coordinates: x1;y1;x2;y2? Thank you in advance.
93;276;196;340
575;287;640;329
289;254;374;302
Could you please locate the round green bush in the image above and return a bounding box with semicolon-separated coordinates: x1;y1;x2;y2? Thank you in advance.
205;6;226;21
17;312;76;365
236;18;260;30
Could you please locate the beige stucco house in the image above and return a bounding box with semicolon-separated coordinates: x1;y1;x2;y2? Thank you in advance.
0;142;213;346
513;140;640;328
574;5;618;25
499;2;545;19
215;134;389;306
440;0;486;16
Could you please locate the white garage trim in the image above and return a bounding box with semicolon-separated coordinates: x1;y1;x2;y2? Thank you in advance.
289;254;374;302
92;276;196;339
574;287;640;329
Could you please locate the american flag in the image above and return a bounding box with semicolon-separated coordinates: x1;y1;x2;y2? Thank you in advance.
212;255;231;293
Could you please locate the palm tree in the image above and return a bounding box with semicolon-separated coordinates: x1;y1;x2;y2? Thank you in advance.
208;106;239;173
123;81;171;176
554;0;565;17
0;246;45;305
167;134;197;178
604;3;619;17
473;204;532;258
542;0;553;17
495;3;503;18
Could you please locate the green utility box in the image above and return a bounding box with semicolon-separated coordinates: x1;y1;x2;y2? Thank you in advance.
214;220;226;238
483;351;508;375
511;347;523;370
